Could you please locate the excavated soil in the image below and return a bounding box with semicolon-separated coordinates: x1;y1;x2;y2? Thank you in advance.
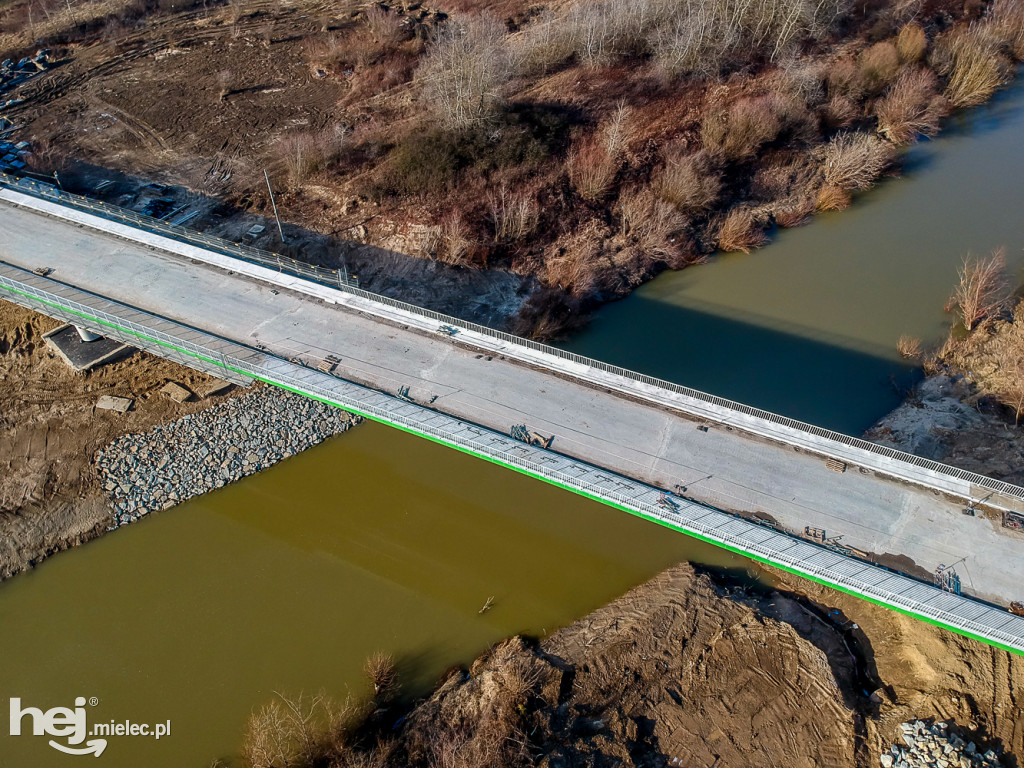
391;564;1022;768
0;302;242;579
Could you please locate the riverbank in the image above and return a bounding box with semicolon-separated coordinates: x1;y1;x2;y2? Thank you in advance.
866;374;1024;486
0;302;360;580
240;562;1022;768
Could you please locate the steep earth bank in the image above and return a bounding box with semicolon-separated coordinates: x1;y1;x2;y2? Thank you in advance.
268;564;1021;768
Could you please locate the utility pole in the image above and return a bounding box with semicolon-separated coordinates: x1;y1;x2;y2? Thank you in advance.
264;169;285;243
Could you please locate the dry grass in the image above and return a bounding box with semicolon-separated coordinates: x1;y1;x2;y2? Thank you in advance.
617;186;688;257
874;66;947;144
932;25;1010;108
655;149;722;213
717;207;767;252
896;334;923;359
990;0;1024;60
816;184;852;210
818;131;894;190
567;135;617;201
896;22;928;62
859;41;901;92
440;212;475;266
701;96;784;161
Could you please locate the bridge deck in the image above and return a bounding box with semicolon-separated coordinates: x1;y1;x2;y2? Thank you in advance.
2;260;1023;655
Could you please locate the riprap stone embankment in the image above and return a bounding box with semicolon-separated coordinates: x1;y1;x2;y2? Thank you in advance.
95;386;361;525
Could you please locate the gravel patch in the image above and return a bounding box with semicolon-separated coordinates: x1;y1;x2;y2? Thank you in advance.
882;720;1005;768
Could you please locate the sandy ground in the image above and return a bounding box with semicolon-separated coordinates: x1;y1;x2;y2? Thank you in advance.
393;563;1022;768
0;301;242;580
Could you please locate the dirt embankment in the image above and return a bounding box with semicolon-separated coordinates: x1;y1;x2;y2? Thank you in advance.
0;301;242;580
865;374;1024;486
278;564;1020;768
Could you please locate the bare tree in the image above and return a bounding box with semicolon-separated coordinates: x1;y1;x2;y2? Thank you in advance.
947;248;1009;330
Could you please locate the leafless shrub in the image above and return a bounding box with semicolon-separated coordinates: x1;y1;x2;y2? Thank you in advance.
517;0;850;80
702;96;783;161
655;149;722;213
364;652;399;702
772;197;816;227
618;186;688;257
826;57;868;100
818;131;894;190
816;184;852;210
874;66;947;144
241;691;355;768
490;186;539;242
216;69;232;101
821;93;860;128
859;41;900;91
277;127;346;183
751;154;822;204
717;207;767;252
418;14;512;129
946;248;1009;330
513;9;575;74
364;4;403;43
440;212;475;266
775;58;828;105
990;0;1024;59
897;334;923;358
896;22;928;62
932;25;1010;108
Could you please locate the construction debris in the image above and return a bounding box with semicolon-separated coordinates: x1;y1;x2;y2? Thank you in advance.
159;381;192;403
825;457;847;473
96;395;133;413
882;720;1003;768
510;424;554;449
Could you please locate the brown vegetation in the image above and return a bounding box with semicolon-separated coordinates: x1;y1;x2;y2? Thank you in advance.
895;22;928;62
717;207;767;253
1;0;1022;338
945;248;1009;331
932;25;1010;107
874;67;947;144
819;132;895;190
928;248;1022;425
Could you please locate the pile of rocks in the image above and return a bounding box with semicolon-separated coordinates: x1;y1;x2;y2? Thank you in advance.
96;387;361;526
882;720;1004;768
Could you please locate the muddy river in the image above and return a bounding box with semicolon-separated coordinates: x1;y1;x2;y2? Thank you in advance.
3;75;1024;768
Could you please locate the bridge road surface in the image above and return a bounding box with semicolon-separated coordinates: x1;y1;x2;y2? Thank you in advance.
2;201;1022;607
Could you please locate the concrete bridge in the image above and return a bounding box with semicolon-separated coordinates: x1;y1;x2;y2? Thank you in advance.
1;174;1023;655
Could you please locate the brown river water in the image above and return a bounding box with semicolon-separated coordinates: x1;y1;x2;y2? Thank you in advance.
3;75;1024;767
